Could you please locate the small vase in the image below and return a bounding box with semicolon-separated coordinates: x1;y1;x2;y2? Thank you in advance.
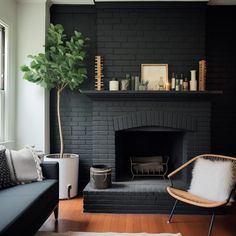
121;79;129;90
190;70;197;91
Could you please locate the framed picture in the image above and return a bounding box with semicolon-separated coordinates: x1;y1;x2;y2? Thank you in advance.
141;64;168;90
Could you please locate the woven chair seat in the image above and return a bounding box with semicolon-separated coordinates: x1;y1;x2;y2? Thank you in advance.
167;186;227;208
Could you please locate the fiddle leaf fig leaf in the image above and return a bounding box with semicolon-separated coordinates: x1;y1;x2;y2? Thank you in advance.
20;23;89;91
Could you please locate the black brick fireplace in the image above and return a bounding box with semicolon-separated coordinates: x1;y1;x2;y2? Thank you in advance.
82;92;214;213
90;96;211;182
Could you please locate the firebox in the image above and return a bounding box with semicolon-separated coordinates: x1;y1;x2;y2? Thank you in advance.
115;127;185;181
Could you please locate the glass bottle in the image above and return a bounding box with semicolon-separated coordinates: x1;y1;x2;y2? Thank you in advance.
183;77;189;91
171;73;175;91
180;73;184;91
158;76;165;91
134;76;139;91
175;75;179;91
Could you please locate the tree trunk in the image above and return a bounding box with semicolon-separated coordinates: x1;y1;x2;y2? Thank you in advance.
57;89;64;158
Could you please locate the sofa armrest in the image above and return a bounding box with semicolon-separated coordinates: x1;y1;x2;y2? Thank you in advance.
41;161;59;180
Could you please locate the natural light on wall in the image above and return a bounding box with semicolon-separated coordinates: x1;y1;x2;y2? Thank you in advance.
0;22;6;142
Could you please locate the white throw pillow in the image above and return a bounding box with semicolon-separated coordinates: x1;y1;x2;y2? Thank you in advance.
5;146;43;183
188;158;234;202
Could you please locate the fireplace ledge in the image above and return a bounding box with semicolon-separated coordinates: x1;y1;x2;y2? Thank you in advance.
80;90;222;101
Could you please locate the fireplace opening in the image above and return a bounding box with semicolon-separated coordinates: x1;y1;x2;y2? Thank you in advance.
115;127;185;181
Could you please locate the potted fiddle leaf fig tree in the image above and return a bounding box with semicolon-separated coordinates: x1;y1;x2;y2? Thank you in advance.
21;23;88;199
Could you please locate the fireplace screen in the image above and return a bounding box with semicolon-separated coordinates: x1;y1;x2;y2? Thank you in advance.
130;155;169;180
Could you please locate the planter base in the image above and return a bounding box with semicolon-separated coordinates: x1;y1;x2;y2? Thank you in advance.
44;154;79;199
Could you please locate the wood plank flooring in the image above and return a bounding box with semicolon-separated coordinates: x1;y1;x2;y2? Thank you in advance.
40;197;236;236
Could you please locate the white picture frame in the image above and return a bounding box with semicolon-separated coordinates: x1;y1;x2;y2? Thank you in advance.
141;64;168;90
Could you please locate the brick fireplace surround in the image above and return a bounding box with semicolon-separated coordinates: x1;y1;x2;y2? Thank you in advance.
81;92;214;213
90;96;211;181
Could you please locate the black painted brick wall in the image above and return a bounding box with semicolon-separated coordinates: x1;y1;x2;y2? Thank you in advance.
206;6;236;155
50;3;236;189
50;90;93;187
96;3;206;88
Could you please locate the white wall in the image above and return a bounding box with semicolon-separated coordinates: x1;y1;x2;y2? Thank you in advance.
0;0;17;149
16;0;50;153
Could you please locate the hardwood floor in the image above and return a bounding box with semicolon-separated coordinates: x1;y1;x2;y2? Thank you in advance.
40;197;236;236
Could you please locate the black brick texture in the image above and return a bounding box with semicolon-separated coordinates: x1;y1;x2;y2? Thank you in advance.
50;3;236;193
206;6;236;155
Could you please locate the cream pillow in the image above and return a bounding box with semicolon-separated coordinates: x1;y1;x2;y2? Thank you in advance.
5;146;43;183
188;158;234;202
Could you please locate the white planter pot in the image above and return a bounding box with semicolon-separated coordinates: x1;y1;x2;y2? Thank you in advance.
44;153;79;200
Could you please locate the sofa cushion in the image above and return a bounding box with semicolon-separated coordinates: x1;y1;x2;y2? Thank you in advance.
0;179;58;233
0;146;15;190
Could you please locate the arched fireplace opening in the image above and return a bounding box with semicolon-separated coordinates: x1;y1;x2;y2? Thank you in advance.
115;126;186;181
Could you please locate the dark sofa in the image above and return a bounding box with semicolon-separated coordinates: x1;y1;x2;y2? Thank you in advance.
0;162;59;236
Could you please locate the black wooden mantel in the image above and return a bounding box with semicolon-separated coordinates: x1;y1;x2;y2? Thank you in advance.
80;90;223;101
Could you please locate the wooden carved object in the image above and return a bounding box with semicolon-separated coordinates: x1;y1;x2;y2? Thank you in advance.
95;55;104;91
199;60;206;91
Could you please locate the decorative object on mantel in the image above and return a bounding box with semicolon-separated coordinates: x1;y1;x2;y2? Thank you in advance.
35;231;182;236
95;55;104;91
190;70;197;91
183;77;189;91
141;64;168;90
175;75;179;91
158;76;165;91
138;80;149;91
179;74;184;91
134;75;140;90
121;79;129;90
199;60;206;91
121;74;130;90
171;72;176;91
21;24;88;199
165;81;170;91
109;78;119;91
131;75;135;90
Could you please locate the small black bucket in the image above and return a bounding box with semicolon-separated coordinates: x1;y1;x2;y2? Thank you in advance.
90;165;112;189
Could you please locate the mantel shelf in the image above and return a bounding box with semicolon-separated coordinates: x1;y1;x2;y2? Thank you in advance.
80;90;223;101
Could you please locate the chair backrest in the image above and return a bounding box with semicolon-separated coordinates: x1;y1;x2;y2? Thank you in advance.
188;154;236;202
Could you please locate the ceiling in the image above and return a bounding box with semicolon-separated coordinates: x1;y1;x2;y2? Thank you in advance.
15;0;236;5
50;0;236;5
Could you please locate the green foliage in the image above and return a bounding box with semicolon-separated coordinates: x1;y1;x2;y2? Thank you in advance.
21;24;88;91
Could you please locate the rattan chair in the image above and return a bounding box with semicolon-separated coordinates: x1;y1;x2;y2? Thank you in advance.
166;154;236;236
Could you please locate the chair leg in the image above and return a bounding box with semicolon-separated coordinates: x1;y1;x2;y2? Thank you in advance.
54;205;59;220
208;211;215;236
167;199;178;223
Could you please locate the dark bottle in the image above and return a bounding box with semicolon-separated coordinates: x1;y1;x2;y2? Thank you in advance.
131;76;135;90
179;74;184;91
183;77;189;91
